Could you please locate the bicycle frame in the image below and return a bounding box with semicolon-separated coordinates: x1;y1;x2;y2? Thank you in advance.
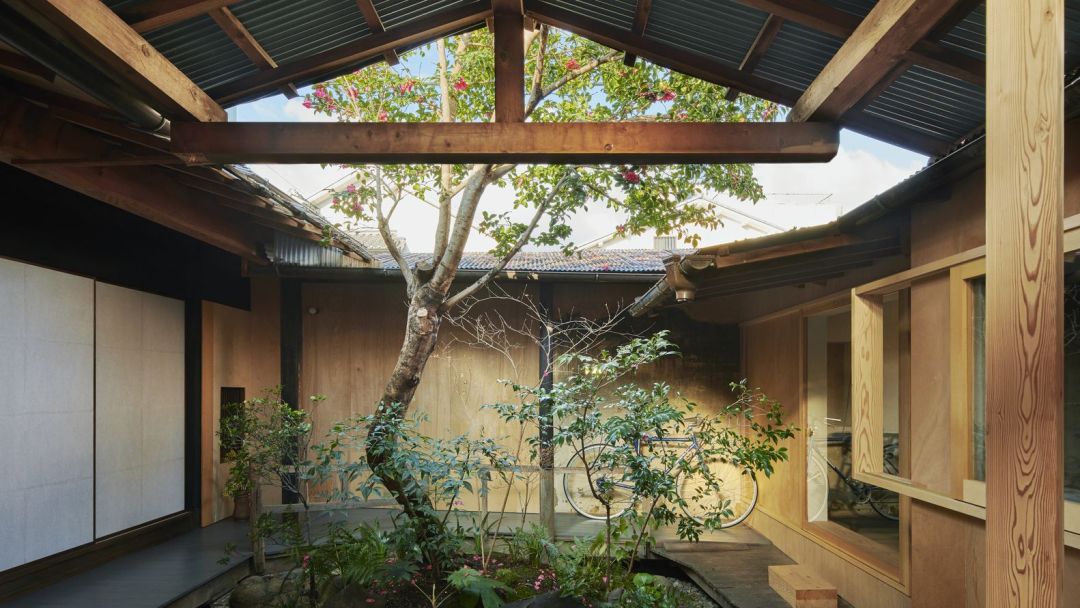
600;433;704;492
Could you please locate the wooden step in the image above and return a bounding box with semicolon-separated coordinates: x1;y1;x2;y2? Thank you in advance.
768;565;837;608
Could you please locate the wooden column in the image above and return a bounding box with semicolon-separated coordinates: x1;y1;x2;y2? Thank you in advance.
985;1;1065;606
492;0;524;123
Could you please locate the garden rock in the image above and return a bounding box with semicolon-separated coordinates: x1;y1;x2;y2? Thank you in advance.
229;572;308;608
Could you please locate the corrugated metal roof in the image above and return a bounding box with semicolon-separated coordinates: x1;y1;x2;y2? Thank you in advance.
374;0;485;29
538;0;638;31
143;15;259;91
230;0;372;65
818;0;876;19
753;21;843;93
863;65;985;142
646;0;765;68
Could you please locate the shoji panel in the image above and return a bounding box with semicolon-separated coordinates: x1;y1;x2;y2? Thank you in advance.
95;283;185;538
0;259;94;570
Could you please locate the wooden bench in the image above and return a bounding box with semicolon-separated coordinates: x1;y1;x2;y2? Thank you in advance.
767;565;837;608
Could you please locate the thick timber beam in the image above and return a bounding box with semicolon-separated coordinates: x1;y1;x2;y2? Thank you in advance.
788;0;967;122
14;0;226;121
492;0;525;122
985;0;1065;606
170;121;840;164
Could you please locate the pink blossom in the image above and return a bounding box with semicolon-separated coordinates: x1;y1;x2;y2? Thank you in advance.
314;88;327;99
347;87;359;99
399;79;416;93
377;109;389;122
660;90;676;102
302;99;312;109
565;58;580;70
365;599;375;605
346;183;356;193
677;111;689;120
453;77;468;91
621;170;641;184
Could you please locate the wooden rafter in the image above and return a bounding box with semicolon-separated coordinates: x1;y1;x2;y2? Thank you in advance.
0;92;260;261
208;6;299;98
355;0;400;65
169;121;840;164
116;0;238;33
493;0;525;122
724;15;785;101
207;3;491;105
523;0;950;155
622;0;653;66
788;0;969;123
731;0;984;86
14;0;226;121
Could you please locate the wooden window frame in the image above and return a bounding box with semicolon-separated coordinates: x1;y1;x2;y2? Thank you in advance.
850;215;1080;548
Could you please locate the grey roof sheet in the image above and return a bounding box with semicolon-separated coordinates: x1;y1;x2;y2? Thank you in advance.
378;248;678;273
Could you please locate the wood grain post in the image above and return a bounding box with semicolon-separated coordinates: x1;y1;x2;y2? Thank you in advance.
985;1;1065;606
492;0;524;123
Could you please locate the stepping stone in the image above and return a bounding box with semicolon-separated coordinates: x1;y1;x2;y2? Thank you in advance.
768;565;837;608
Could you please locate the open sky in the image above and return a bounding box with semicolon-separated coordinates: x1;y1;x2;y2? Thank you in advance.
233;82;927;254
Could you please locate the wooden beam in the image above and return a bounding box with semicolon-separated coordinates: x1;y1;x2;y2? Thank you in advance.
19;0;226;121
171;121;839;164
355;0;400;65
524;0;947;155
622;0;653;66
0;92;261;261
493;0;524;123
985;0;1065;606
788;0;968;122
207;6;299;99
207;3;490;104
116;0;238;33
731;0;983;85
725;15;785;101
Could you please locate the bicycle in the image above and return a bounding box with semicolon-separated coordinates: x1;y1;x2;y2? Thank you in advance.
561;417;759;528
807;418;899;522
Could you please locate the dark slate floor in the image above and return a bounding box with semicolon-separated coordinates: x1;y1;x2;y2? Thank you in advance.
1;520;250;608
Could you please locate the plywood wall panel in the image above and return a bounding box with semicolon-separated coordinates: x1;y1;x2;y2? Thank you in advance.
908;275;952;494
741;311;804;527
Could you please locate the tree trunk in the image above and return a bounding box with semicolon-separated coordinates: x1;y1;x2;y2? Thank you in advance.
365;284;446;532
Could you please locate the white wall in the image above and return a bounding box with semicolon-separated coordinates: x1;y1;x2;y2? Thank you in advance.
95;283;185;538
0;259;94;570
0;260;186;571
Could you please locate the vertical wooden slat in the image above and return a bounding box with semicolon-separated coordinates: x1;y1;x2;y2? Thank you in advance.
985;0;1065;606
851;293;883;475
492;0;524;123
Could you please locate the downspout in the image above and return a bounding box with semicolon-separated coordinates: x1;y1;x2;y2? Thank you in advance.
0;3;170;135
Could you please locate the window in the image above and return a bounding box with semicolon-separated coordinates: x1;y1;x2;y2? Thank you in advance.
806;307;901;554
963;257;1080;503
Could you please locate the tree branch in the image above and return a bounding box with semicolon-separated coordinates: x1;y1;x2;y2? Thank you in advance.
444;172;573;309
525;50;621;118
375;167;417;293
430;164;493;293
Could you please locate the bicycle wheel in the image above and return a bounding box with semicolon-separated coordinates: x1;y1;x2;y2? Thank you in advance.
678;457;758;528
563;443;635;520
868;486;900;521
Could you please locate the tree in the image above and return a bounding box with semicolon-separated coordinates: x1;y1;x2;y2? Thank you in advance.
306;25;778;532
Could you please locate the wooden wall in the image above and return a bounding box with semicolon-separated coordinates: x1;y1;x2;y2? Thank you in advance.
200;276;280;525
298;280;738;514
727;120;1080;607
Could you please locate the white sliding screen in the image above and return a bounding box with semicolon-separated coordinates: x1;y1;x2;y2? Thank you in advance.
0;259;94;570
95;283;185;538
